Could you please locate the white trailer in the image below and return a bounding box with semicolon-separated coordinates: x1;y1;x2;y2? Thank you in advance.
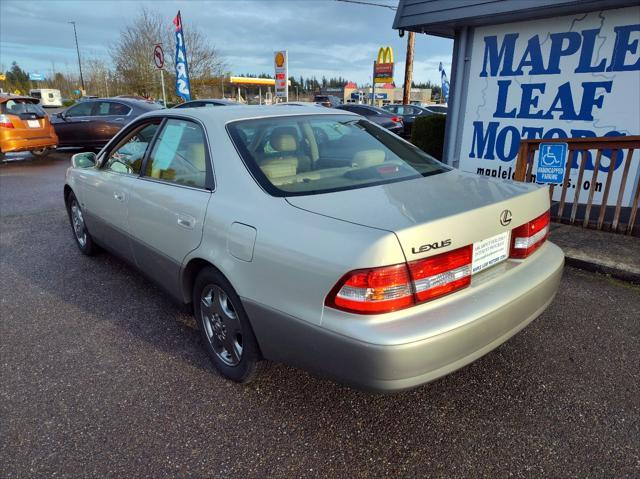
29;89;63;108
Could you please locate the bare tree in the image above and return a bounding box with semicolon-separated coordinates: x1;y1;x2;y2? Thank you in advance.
110;7;225;99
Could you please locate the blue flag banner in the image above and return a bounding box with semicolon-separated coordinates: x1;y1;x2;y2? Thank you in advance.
439;62;450;103
173;11;191;101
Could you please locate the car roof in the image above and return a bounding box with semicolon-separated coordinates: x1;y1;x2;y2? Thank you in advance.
73;97;161;109
143;104;356;124
0;95;39;103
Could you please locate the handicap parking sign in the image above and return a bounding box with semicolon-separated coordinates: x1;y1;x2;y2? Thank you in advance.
536;143;568;184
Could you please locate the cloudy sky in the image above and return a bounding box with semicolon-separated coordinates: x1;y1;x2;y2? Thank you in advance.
0;0;453;86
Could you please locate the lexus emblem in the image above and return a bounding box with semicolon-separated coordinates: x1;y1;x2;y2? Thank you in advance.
500;209;513;226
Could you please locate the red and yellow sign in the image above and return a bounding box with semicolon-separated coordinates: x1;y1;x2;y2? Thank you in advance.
374;46;394;84
274;50;288;99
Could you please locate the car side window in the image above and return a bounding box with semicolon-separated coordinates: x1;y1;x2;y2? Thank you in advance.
109;102;132;116
143;119;208;189
177;101;203;109
65;102;94;117
103;121;161;175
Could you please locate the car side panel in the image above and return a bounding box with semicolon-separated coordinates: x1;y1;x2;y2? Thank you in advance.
186;193;406;326
76;168;137;263
127;179;211;298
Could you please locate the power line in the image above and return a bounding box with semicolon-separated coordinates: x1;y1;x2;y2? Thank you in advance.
335;0;397;11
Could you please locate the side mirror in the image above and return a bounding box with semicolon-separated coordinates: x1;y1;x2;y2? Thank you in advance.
71;152;97;169
56;112;65;119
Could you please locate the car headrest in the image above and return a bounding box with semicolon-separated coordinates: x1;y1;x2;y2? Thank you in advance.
270;127;298;152
352;149;385;168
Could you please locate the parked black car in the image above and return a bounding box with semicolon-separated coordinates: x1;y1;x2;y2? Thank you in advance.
50;98;162;148
174;99;242;108
335;104;404;136
383;104;443;136
313;95;342;107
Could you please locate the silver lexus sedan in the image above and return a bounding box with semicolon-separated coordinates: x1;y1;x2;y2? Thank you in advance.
64;106;564;391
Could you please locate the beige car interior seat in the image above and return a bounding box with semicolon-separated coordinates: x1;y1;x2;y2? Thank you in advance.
352;149;385;168
259;127;311;179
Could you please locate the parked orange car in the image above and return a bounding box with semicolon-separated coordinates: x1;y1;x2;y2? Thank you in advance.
0;95;58;159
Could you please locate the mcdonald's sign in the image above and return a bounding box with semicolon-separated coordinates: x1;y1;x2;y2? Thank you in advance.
374;46;394;84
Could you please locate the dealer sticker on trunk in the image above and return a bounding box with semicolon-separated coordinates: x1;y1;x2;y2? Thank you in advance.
472;231;510;274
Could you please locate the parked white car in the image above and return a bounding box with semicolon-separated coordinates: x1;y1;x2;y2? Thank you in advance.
64;106;564;391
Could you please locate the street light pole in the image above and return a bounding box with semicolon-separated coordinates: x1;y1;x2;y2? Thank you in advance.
68;21;85;92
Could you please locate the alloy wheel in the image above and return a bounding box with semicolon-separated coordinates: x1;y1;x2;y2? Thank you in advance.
70;200;87;247
200;285;243;366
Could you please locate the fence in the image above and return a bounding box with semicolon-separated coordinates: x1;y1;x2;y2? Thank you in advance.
514;136;640;236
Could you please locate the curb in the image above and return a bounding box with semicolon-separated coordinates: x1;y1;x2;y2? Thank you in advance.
564;256;640;285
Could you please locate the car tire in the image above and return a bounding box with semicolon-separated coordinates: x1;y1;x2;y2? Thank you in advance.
66;191;98;256
31;148;50;158
193;267;266;383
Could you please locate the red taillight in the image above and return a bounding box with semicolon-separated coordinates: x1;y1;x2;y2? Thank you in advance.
326;263;414;314
509;210;550;259
408;246;472;302
391;116;402;123
0;114;14;128
325;245;473;314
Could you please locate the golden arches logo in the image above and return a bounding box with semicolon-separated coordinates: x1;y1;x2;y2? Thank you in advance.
374;46;394;84
376;46;394;65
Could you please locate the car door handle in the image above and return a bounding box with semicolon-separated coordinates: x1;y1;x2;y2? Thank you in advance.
177;214;195;230
113;192;125;202
114;118;125;122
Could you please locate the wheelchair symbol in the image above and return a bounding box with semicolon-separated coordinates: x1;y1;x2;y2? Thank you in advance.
540;145;564;167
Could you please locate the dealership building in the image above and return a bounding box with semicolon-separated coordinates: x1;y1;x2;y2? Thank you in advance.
320;84;432;105
393;0;639;213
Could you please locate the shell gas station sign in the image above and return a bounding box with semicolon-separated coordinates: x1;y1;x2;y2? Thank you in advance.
274;50;288;99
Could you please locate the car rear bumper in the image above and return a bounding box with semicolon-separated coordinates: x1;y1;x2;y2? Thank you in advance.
0;133;58;153
244;241;564;392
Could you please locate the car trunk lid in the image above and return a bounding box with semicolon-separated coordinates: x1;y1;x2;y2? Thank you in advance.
286;170;550;262
1;100;50;137
1;99;49;134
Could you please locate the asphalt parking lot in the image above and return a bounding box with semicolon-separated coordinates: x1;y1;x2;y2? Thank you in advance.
1;152;639;478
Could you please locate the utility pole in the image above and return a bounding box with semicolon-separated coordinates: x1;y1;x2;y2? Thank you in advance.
402;31;415;105
68;21;85;91
371;61;376;106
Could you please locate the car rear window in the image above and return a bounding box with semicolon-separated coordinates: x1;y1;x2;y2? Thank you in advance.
2;99;45;117
227;114;449;197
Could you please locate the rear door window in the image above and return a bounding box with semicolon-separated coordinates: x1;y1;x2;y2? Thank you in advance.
95;101;129;116
143;119;209;189
108;102;132;116
176;101;204;109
